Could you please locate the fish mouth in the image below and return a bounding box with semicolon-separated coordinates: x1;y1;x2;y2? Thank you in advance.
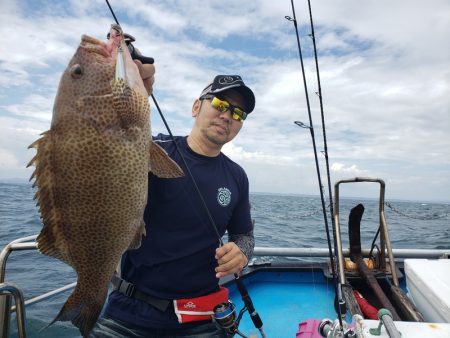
80;35;115;59
78;31;147;97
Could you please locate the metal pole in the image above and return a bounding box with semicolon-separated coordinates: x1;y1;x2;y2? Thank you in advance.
0;235;37;338
0;294;11;338
0;282;27;338
333;182;346;285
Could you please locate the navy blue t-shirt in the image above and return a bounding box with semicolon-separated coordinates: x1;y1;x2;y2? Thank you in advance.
105;134;253;328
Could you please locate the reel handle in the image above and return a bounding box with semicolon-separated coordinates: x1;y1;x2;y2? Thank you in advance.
128;43;154;64
107;30;155;64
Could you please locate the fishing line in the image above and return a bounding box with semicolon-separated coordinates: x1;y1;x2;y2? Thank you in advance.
150;96;224;243
104;0;223;245
286;0;344;327
104;1;265;336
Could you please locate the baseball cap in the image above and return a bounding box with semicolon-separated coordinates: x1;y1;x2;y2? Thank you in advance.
199;75;255;113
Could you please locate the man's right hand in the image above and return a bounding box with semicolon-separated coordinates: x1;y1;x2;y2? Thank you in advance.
134;59;155;96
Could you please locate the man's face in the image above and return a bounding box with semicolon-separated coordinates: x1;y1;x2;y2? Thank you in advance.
192;89;246;147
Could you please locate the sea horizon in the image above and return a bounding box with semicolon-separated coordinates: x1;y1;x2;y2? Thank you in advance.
2;179;448;205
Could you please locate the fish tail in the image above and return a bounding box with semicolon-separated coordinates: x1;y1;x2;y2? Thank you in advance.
51;283;107;337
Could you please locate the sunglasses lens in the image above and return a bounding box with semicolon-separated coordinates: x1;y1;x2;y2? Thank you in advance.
211;97;228;113
232;108;246;121
211;97;246;122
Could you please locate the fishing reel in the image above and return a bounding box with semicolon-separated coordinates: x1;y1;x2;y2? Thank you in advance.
319;318;357;338
319;314;366;338
123;34;155;65
213;301;249;338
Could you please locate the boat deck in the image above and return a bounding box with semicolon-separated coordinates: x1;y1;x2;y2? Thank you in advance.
224;262;450;337
226;266;338;337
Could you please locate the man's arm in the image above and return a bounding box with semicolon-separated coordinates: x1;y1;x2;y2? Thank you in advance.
215;230;255;278
229;230;254;263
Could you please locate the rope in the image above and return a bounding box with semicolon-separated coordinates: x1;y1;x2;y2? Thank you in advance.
287;202;449;221
384;202;450;220
297;208;328;219
290;202;449;220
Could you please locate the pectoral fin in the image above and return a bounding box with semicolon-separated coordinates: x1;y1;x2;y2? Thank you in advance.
128;220;146;250
149;141;184;178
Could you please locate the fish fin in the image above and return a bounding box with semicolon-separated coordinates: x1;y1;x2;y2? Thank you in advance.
128;220;146;250
149;141;184;178
51;282;107;338
112;79;150;129
28;131;73;265
37;226;72;265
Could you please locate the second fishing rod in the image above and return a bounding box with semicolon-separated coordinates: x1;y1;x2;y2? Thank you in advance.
286;0;346;328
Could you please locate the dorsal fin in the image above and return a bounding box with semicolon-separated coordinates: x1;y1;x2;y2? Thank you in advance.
28;131;72;265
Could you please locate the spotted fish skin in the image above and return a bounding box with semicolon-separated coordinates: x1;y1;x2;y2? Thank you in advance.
28;32;182;337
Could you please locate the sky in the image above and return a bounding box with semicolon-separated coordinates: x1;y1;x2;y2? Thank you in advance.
0;0;449;202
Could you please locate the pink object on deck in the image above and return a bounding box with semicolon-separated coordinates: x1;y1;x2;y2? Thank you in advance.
296;319;323;338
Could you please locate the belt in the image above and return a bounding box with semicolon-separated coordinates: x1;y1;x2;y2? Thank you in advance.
111;275;171;312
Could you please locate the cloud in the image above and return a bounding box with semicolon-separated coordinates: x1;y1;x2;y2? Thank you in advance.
0;0;449;201
3;94;54;122
0;116;45;180
0;149;20;170
331;162;365;175
223;142;301;167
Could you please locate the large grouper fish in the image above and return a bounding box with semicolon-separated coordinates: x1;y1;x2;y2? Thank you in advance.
27;25;183;336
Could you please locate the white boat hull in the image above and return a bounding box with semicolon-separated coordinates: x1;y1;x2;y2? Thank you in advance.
363;319;450;338
405;259;450;323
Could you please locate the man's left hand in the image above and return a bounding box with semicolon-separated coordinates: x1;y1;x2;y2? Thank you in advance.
215;242;248;278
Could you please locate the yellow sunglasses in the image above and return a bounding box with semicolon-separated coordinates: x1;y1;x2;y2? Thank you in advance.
203;96;247;122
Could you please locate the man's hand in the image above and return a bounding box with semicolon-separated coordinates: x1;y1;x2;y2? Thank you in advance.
215;242;248;278
134;59;155;96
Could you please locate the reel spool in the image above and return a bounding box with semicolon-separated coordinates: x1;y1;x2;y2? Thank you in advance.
213;301;238;332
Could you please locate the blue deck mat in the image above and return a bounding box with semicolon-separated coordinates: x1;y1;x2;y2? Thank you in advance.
227;270;338;337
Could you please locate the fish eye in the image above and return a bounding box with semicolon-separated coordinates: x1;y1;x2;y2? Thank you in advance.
70;64;83;79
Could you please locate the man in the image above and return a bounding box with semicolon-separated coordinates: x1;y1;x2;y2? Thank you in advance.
89;71;256;337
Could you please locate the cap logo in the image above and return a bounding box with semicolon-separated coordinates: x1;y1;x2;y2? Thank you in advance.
218;76;242;85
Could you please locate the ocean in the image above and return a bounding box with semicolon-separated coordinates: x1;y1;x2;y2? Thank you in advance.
1;182;449;337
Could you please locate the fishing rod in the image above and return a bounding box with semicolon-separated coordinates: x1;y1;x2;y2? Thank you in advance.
305;0;347;319
306;0;337;244
104;1;265;337
285;0;345;328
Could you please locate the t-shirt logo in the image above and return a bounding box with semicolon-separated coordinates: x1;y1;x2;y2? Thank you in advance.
217;187;231;207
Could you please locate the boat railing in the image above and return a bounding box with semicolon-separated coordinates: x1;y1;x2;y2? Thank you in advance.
0;235;77;338
333;177;398;285
0;282;27;338
332;177;435;322
1;234;449;338
252;247;449;259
